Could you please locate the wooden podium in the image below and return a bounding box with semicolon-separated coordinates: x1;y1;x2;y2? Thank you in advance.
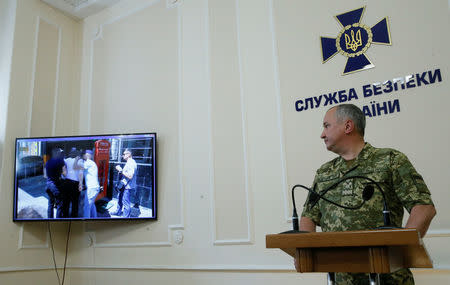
266;229;432;284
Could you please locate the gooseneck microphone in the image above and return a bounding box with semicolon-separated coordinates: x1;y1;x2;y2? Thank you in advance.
281;179;375;234
291;185;299;231
335;175;391;227
281;175;395;234
303;175;394;228
278;185;309;234
279;185;314;234
294;183;375;211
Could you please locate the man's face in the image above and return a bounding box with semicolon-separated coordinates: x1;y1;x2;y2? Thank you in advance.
122;151;131;161
84;152;92;160
320;107;346;153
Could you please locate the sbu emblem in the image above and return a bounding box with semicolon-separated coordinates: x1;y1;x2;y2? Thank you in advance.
321;7;391;75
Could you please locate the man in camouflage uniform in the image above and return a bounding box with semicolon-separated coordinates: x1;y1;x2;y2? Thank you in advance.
299;104;436;285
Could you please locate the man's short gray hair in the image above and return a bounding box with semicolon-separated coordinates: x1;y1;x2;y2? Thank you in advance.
334;104;366;136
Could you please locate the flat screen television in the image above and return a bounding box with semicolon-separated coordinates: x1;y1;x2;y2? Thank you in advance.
13;133;157;221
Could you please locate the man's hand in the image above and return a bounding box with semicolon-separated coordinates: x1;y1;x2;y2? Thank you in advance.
405;204;436;237
300;216;316;232
115;165;123;172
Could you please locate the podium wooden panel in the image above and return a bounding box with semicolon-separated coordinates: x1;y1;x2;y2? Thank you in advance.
266;229;432;273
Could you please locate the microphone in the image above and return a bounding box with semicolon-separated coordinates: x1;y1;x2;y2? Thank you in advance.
280;182;373;234
302;175;395;228
362;184;374;201
278;185;310;234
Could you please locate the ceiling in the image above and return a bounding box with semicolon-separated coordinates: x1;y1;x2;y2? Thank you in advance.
41;0;121;20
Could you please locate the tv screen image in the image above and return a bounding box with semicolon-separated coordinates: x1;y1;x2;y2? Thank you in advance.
13;133;157;221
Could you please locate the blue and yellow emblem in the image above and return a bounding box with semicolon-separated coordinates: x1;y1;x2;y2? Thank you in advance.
321;7;391;75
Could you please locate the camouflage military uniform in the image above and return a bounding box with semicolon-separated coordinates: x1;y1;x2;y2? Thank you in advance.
301;143;434;285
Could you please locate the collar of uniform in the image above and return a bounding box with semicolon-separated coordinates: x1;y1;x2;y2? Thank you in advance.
355;142;374;162
333;142;374;174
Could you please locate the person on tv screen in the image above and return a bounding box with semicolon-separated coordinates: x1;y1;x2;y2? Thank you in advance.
64;147;84;218
81;149;100;218
111;148;137;217
298;103;436;284
45;148;67;218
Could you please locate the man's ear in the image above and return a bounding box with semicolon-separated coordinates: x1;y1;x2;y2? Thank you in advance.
344;119;355;134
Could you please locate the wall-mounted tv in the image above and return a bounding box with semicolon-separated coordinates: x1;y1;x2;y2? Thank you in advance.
13;133;157;221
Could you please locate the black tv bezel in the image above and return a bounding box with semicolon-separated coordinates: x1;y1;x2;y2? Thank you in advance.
13;132;157;222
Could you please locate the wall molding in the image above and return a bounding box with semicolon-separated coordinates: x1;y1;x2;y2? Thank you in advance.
213;239;252;246
91;225;185;248
27;16;61;137
268;0;290;224
426;229;450;238
51;21;62;137
205;0;215;246
90;232;170;248
0;265;54;273
17;224;49;250
2;264;450;273
21;15;62;250
175;3;186;231
228;0;252;245
208;0;253;246
26;16;40;137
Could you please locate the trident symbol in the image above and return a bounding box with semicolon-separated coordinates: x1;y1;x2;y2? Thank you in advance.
321;6;392;75
345;29;362;52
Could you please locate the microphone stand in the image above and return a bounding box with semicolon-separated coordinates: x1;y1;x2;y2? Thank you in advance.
278;185;311;234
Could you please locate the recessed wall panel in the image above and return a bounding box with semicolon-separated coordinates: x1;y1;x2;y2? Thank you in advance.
89;1;181;246
209;0;249;242
30;19;59;137
20;224;47;248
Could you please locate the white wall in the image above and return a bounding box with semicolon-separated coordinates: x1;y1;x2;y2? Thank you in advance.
0;0;81;281
0;0;449;284
0;0;17;174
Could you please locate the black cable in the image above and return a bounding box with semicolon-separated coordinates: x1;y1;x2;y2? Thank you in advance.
47;222;61;285
302;174;392;227
61;221;72;285
293;184;367;210
343;175;386;199
47;221;72;285
321;175;387;204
